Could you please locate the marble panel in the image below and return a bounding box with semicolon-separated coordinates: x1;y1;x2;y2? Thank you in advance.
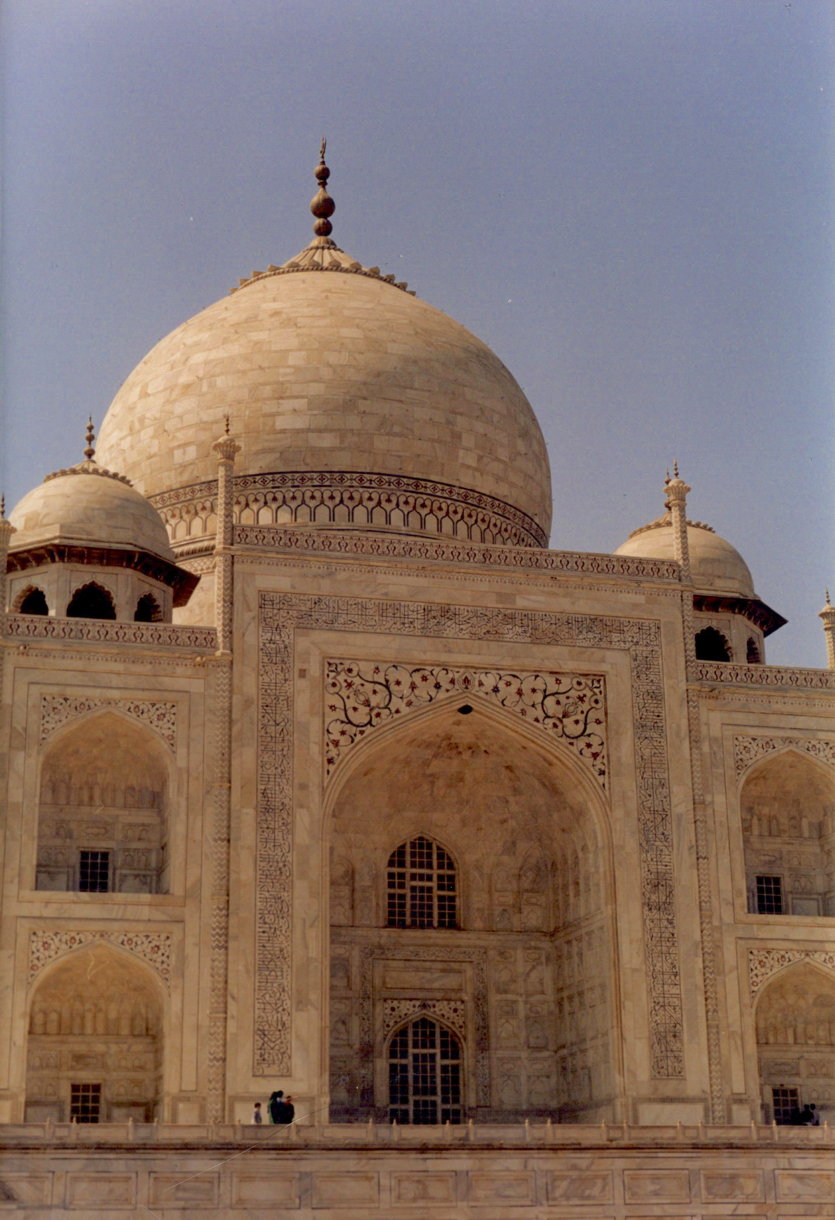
774;1170;835;1202
149;1172;219;1206
0;1174;51;1205
545;1171;614;1203
65;1173;137;1208
467;1172;535;1204
312;1172;379;1208
381;961;466;993
623;1168;691;1203
230;1171;300;1206
391;1171;457;1204
700;1169;765;1202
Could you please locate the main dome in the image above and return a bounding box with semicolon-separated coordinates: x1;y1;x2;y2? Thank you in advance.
96;156;552;551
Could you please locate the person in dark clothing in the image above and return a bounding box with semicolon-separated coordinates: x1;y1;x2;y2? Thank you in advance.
268;1090;284;1124
284;1095;295;1124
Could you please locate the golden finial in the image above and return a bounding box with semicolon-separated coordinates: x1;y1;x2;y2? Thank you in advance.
673;458;679;478
826;589;831;606
310;136;335;241
0;495;5;519
224;414;230;436
84;417;96;461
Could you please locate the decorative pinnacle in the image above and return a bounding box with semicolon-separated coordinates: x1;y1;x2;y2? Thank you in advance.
310;136;336;240
664;460;691;509
0;495;5;519
84;417;96;461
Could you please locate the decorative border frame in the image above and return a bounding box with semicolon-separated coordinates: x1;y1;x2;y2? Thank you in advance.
40;695;178;750
256;594;682;1079
734;735;835;779
748;948;835;999
28;930;172;986
323;661;607;787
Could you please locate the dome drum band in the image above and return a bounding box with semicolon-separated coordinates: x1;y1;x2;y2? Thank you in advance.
150;471;548;550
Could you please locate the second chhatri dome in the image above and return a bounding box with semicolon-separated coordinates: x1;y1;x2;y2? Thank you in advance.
96;147;552;548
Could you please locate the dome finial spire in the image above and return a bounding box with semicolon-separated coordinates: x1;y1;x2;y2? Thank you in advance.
310;136;336;246
84;417;96;461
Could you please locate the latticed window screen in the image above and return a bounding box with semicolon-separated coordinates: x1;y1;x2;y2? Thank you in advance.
70;1082;101;1123
388;1017;463;1124
386;837;457;928
772;1086;799;1125
79;850;110;892
756;874;784;914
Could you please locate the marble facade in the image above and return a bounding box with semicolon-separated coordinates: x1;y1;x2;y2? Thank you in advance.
1;153;834;1214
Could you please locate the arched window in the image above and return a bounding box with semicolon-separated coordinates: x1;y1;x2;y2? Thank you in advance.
746;637;762;663
386;836;457;928
17;586;49;615
695;626;731;661
66;582;116;620
388;1017;463;1124
134;593;162;623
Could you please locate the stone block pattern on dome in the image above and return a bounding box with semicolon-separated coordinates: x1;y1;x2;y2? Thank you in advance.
95;272;552;540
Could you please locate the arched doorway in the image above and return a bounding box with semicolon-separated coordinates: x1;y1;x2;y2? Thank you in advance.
388;1016;463;1124
327;699;615;1123
26;944;164;1122
755;963;835;1124
740;751;835;916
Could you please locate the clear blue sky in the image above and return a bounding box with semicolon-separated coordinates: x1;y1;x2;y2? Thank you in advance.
2;0;833;665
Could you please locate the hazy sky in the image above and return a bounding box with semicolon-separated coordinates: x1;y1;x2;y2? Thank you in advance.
2;0;833;665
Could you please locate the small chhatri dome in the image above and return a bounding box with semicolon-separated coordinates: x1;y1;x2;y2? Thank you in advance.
9;422;174;561
95;145;552;553
615;513;755;598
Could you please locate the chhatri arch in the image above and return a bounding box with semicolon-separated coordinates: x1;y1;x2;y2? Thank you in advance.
25;941;166;1123
323;693;620;1123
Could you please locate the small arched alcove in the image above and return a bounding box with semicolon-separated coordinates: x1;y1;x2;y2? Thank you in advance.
755;962;835;1123
36;711;171;894
134;592;162;623
326;697;615;1124
25;943;164;1122
15;585;49;615
741;750;835;917
695;625;731;661
66;581;117;620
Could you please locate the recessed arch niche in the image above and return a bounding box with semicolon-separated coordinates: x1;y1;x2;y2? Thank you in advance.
740;750;835;916
25;943;164;1122
754;961;835;1122
36;710;171;894
326;699;616;1124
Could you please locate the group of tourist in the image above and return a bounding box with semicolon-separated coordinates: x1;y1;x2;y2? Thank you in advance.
252;1090;295;1125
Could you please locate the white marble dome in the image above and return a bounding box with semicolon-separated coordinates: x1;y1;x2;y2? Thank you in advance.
95;251;552;548
9;462;174;561
614;515;755;598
